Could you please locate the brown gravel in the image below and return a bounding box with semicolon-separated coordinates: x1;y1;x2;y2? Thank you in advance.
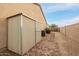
0;32;68;56
25;32;62;56
0;47;19;56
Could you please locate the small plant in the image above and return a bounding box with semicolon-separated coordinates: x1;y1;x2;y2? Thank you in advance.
45;28;51;34
49;24;60;32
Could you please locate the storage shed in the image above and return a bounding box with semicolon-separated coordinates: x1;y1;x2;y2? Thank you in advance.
8;13;46;55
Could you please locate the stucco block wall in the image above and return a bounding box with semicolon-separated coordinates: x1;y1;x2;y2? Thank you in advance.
60;23;79;55
60;23;79;42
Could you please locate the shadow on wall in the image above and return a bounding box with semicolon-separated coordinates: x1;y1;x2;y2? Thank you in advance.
0;18;8;49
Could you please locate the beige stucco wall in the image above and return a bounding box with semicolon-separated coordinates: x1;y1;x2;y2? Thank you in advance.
60;23;79;42
60;23;79;55
0;18;7;49
0;3;47;27
0;3;47;49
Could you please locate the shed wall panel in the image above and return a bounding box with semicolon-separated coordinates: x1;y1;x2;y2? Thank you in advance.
22;16;35;54
8;15;21;54
36;22;41;43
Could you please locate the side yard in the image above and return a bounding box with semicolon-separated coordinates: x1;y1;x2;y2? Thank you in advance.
0;32;69;56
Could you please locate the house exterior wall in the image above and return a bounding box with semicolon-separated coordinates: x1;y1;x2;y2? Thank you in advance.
0;18;7;49
0;3;47;49
0;3;47;27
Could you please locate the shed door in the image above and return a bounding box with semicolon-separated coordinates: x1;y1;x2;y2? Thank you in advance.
8;15;21;54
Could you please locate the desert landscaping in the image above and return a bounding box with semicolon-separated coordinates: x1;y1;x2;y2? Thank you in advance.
0;23;79;56
0;22;79;56
26;23;79;56
0;32;68;56
0;3;79;56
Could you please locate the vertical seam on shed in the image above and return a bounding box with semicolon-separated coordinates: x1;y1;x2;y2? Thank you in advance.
35;21;36;55
7;19;8;49
20;15;23;55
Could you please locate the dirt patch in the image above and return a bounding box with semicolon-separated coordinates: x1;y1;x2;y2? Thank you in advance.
0;47;19;56
25;33;62;56
0;32;69;56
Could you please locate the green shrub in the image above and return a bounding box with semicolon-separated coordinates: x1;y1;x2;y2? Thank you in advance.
49;24;60;32
45;28;51;34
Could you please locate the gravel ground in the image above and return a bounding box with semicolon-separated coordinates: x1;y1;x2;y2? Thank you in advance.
25;32;62;56
0;47;19;56
0;32;67;56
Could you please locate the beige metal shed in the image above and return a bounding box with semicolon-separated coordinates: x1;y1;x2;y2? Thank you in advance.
36;22;42;43
7;13;44;55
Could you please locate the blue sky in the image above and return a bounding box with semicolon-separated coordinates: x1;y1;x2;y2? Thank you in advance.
41;3;79;27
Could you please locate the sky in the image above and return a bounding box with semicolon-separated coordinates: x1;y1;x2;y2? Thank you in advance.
41;3;79;27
